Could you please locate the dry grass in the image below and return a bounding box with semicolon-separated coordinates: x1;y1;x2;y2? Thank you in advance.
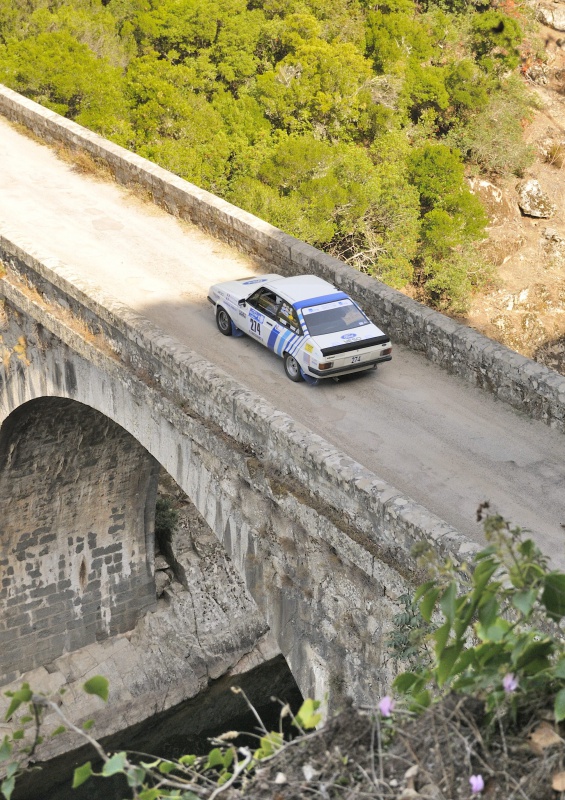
219;695;565;800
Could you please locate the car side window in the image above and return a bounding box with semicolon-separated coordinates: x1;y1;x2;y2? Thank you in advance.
277;302;302;335
248;289;280;318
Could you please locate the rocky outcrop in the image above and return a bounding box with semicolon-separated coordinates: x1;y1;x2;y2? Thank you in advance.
517;178;557;218
537;2;565;32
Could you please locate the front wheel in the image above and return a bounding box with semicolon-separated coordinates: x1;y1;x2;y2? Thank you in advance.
216;307;233;336
284;353;303;382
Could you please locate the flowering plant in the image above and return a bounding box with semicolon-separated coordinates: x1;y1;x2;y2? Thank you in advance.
393;512;565;722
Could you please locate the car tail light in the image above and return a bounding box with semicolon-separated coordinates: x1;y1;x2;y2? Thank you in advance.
381;347;392;355
318;362;334;370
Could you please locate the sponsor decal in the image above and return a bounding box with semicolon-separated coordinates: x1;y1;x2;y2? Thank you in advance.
304;343;314;353
249;307;265;323
238;310;246;318
341;333;359;341
242;278;268;285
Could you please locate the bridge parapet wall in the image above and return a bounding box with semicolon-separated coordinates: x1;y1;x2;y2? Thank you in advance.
1;84;564;431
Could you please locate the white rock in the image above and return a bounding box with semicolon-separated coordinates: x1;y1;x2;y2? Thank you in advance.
517;179;556;218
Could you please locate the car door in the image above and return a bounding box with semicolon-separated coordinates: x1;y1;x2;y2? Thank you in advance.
244;288;281;347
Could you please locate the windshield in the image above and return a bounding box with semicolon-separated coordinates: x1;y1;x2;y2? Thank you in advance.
301;299;369;337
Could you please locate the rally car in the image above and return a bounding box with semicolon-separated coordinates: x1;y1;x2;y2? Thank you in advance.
207;274;392;383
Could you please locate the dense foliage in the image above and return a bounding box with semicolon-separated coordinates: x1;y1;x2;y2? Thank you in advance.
0;0;539;310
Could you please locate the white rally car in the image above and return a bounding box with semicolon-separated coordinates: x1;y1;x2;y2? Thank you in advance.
207;274;392;383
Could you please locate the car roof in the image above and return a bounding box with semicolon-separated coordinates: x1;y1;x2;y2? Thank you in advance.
268;275;342;303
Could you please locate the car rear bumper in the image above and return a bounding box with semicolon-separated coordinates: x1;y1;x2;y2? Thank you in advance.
308;354;392;378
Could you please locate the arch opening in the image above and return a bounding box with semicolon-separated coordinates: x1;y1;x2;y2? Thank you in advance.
0;397;159;683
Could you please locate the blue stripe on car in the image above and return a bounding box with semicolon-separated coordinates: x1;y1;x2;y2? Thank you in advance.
293;292;349;310
275;329;293;356
267;327;280;350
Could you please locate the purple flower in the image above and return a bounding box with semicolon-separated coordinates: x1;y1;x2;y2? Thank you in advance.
469;774;484;794
503;672;518;693
378;696;395;717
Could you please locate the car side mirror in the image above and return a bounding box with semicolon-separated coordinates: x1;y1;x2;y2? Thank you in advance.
238;299;247;307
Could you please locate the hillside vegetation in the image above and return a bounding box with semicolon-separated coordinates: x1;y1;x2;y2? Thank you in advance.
0;0;543;312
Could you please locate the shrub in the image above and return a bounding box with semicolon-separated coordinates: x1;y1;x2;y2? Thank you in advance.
394;511;565;725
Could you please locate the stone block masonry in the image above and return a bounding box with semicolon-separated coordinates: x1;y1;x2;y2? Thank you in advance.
0;83;564;430
0;395;159;684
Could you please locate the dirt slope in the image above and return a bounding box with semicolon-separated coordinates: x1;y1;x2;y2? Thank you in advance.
465;23;565;373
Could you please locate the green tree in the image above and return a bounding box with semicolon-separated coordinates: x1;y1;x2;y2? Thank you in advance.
253;39;374;138
229;135;379;242
0;30;131;143
471;10;523;72
365;10;433;74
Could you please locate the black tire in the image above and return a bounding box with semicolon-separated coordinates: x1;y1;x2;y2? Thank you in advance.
283;352;303;382
216;306;233;336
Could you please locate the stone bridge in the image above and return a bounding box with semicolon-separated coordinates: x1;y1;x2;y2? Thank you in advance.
2;84;565;740
1;232;470;714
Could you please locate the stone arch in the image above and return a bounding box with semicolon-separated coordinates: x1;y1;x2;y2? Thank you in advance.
0;397;160;683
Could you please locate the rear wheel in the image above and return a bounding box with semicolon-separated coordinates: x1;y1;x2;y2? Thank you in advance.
216;307;233;336
284;353;303;382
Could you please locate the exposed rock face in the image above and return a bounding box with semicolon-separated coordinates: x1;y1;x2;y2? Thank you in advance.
517;179;557;218
1;493;281;766
537;3;565;31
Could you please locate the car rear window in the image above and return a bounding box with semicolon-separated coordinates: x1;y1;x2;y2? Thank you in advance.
301;299;369;337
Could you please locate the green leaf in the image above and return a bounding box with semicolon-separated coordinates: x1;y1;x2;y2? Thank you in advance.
555;688;565;722
126;766;147;788
82;720;94;731
83;676;109;703
5;684;32;721
138;790;160;800
512;589;537;616
411;689;431;710
542;573;565;621
554;658;565;679
436;643;463;687
158;761;176;774
414;580;436;603
477;595;499;629
513;639;553;673
434;620;451;657
0;738;12;764
450;646;476;677
439;582;457;623
420;588;440;622
11;731;23;741
393;671;425;695
102;752;127;777
218;772;233;785
179;754;196;766
472;558;498;592
205;748;224;769
72;762;93;788
476;617;510;642
475;544;498;560
1;775;15;800
294;698;322;730
5;764;18;780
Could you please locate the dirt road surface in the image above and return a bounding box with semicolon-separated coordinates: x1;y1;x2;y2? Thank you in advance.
2;116;565;564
